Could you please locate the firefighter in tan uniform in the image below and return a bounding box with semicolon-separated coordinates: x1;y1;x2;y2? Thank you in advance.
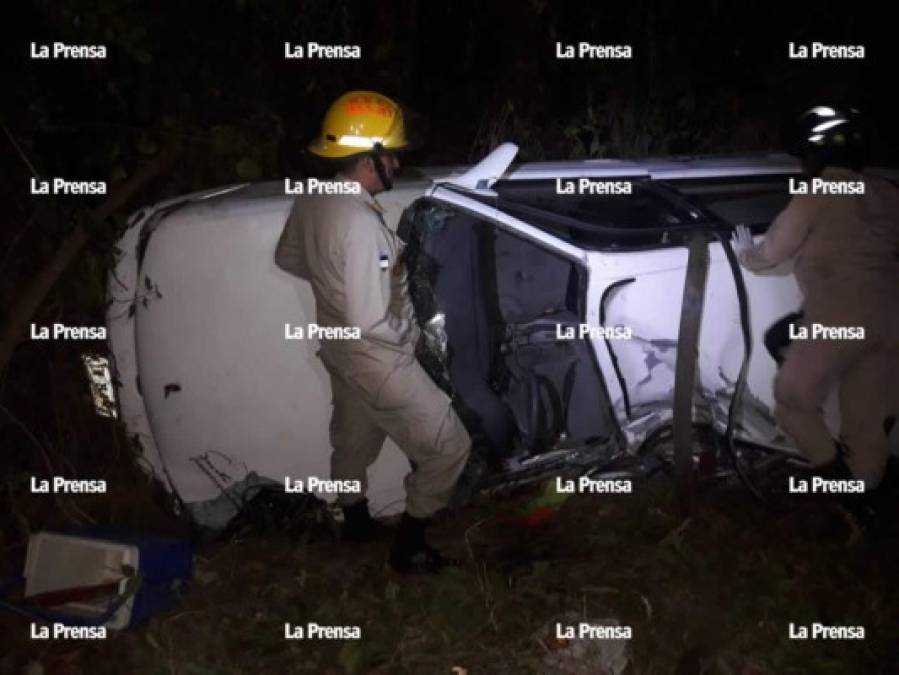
275;91;471;573
734;106;899;491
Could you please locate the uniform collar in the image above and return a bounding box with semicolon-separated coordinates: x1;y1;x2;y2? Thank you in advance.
336;172;386;215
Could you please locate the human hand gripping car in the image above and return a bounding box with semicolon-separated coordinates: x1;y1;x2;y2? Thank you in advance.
275;91;479;574
732;106;899;511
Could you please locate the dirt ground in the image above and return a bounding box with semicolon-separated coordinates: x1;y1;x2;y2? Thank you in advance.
1;470;897;675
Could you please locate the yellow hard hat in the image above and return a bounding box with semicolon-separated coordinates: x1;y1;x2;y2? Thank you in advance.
308;90;409;158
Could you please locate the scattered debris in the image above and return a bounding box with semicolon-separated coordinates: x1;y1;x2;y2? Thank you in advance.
539;612;630;675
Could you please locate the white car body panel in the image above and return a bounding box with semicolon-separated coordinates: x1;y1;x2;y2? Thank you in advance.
109;153;891;520
113;189;415;516
587;244;812;448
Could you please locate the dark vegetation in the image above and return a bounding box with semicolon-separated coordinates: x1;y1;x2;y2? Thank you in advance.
1;2;892;673
3;476;898;673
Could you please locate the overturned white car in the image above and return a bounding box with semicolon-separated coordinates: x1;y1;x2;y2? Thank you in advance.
106;145;895;528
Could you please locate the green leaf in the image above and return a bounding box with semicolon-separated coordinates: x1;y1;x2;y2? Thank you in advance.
523;478;570;512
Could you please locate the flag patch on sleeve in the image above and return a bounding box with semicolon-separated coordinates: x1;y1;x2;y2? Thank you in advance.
379;254;389;270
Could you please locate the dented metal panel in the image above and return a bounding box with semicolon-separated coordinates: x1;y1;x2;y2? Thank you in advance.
108;183;429;518
108;154;862;525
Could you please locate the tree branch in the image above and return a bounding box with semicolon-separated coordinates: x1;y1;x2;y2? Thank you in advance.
0;146;181;381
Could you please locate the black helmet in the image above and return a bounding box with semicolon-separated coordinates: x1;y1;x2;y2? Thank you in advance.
789;105;867;170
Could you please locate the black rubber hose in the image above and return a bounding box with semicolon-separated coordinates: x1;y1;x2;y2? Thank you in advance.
599;278;636;420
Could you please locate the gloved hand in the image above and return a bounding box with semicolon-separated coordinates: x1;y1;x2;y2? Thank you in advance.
731;224;755;255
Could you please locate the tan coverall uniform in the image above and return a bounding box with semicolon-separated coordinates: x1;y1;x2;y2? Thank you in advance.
740;168;899;487
274;183;471;517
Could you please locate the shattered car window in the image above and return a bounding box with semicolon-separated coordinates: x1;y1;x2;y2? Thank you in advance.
473;179;704;249
400;199;456;394
668;175;795;230
494;179;688;230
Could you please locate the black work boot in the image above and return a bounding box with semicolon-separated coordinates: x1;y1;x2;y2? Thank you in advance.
388;513;455;574
341;499;389;543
